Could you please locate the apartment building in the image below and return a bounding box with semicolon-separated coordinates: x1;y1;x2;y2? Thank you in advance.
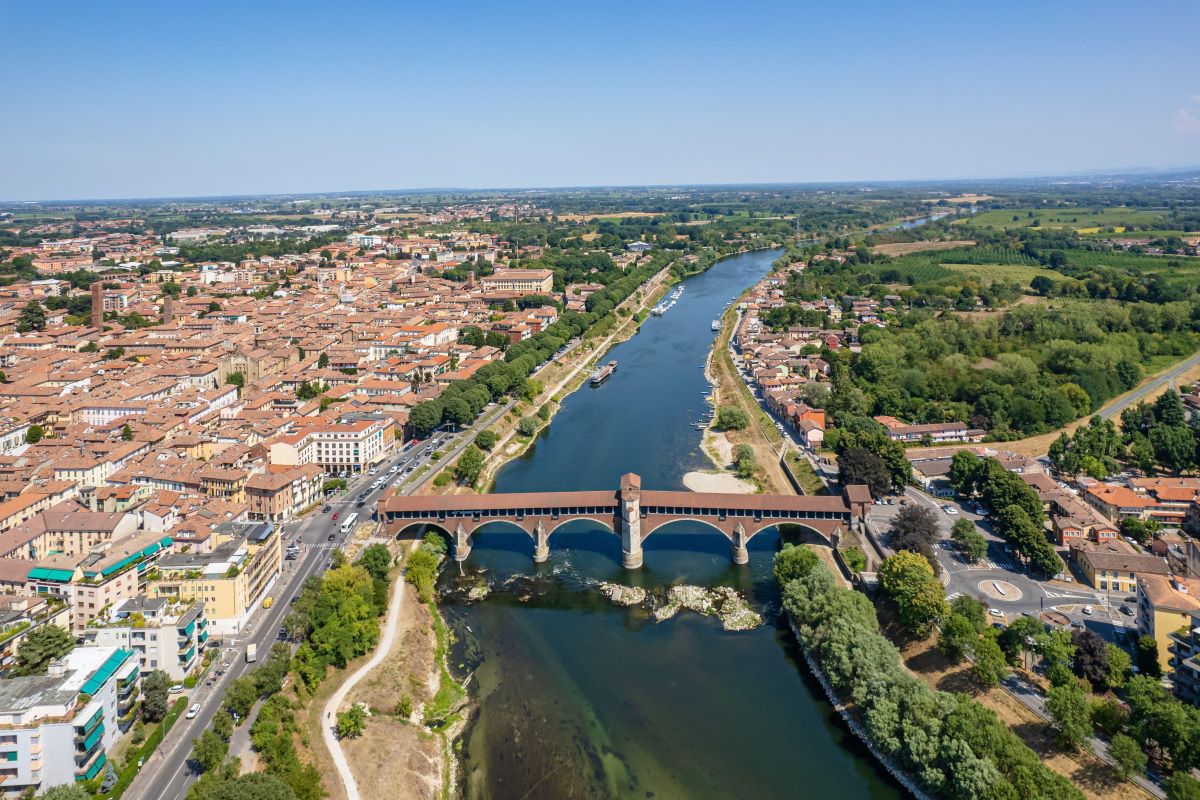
245;464;323;522
1071;546;1168;595
84;598;208;681
269;413;395;475
148;523;281;634
0;595;72;678
0;505;138;560
0;646;139;794
1140;573;1200;676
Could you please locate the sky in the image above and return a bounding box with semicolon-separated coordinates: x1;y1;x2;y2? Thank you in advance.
2;0;1198;201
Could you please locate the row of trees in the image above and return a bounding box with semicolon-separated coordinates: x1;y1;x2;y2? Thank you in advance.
777;547;1082;800
1051;390;1200;479
949;451;1062;575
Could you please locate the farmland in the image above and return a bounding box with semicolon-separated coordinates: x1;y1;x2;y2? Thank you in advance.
944;261;1060;287
963;207;1167;231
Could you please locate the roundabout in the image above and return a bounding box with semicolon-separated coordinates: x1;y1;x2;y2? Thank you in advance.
976;578;1023;603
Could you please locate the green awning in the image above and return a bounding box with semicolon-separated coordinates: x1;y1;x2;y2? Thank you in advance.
29;567;74;582
76;752;107;781
80;649;132;697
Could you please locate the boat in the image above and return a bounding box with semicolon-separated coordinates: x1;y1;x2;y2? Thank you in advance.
651;304;666;316
711;319;720;331
590;360;618;386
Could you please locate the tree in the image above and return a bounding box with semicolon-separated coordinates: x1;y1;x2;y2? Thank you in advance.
1046;680;1091;750
938;613;977;662
733;444;757;479
121;423;133;441
191;729;228;773
837;448;891;496
16;301;46;332
318;352;330;368
950;594;988;632
878;551;948;634
517;416;539;436
189;772;298;800
1156;389;1187;427
336;705;367;739
410;402;442;438
355;544;391;583
25;424;44;444
1109;733;1147;780
142;669;170;723
475;429;497;451
1071;628;1110;690
1136;635;1162;678
1152;424;1195;474
454;445;485;487
885;504;940;566
40;786;91;800
1105;643;1132;690
226;372;245;389
716;406;749;431
442;397;473;428
949;449;982;496
14;624;73;675
972;630;1009;687
774;543;820;585
1167;772;1200;800
950;518;987;563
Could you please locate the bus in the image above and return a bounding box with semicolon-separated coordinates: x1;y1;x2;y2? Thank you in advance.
340;512;358;535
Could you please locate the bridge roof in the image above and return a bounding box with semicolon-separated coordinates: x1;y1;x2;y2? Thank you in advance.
640;490;850;513
381;490;619;512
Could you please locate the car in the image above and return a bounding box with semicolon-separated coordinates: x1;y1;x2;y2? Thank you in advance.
291;595;300;604
1120;605;1134;616
389;465;399;474
369;467;377;476
943;505;959;515
988;608;1003;617
1070;620;1083;629
405;466;415;473
327;533;336;541
885;498;895;505
187;703;201;719
321;505;331;513
331;512;339;521
1082;605;1094;615
169;684;184;694
355;499;365;508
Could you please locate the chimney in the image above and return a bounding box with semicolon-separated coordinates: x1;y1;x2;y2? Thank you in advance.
163;296;175;325
91;282;104;328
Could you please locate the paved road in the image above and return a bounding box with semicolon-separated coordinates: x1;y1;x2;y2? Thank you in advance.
1100;349;1200;421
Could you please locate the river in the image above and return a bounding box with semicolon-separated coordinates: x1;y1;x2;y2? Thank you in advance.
437;248;903;800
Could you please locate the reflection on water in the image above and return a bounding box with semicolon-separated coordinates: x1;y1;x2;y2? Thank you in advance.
437;250;902;800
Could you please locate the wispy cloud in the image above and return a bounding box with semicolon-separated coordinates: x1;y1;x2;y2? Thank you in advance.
1174;96;1200;133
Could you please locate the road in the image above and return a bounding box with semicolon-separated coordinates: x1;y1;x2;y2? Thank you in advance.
1100;349;1200;421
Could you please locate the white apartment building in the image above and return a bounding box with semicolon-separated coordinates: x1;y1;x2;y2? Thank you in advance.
84;598;208;681
270;413;395;475
0;647;139;794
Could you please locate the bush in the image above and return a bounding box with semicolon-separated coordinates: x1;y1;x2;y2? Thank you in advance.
517;416;539;436
716;406;749;431
475;429;497;451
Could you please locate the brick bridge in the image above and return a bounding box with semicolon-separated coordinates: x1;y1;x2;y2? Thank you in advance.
380;473;870;568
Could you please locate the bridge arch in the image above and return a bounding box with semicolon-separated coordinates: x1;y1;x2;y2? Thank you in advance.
750;521;834;547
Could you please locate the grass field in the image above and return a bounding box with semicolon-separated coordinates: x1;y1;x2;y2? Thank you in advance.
872;239;976;257
963;207;1167;231
1064;249;1200;272
944;262;1060;287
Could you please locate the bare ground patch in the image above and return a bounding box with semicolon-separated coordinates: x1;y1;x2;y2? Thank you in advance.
872;239;976;257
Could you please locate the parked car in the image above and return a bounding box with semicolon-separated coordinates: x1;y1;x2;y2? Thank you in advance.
942;505;959;515
1082;605;1094;615
1120;605;1134;616
187;703;201;719
321;505;331;513
169;684;184;694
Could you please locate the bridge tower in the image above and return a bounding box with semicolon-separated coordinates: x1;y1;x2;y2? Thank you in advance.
731;522;749;565
453;522;472;562
619;472;643;569
532;519;549;563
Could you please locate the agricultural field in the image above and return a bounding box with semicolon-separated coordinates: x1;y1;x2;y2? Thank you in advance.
872;239;976;257
943;262;1059;287
963;207;1167;231
1062;248;1200;272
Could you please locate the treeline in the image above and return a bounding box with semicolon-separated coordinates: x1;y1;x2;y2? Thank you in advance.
408;256;666;437
949;452;1062;575
837;299;1199;438
777;548;1082;800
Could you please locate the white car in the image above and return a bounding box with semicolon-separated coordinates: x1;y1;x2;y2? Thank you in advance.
942;505;959;515
186;703;201;719
168;684;184;694
1082;605;1094;615
988;609;1003;618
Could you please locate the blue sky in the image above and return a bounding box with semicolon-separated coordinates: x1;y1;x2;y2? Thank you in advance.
2;0;1198;200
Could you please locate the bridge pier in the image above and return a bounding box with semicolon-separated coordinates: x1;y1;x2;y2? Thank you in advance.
453;523;472;562
532;520;549;563
620;473;643;569
730;523;749;566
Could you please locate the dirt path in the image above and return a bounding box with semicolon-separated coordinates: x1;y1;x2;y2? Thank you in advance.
323;557;411;800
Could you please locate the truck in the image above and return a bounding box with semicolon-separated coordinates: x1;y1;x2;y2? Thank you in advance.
245;643;257;663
